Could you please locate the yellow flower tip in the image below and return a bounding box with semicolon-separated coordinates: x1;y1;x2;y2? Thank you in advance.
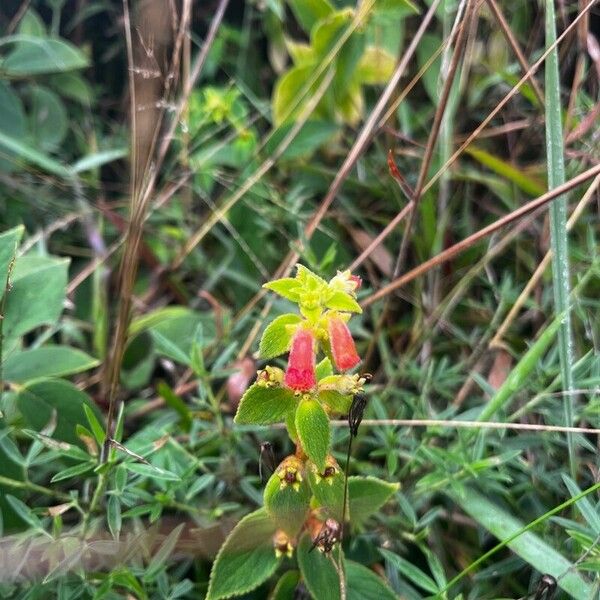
312;458;338;484
276;456;304;491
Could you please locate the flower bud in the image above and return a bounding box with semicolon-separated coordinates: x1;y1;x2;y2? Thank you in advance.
256;366;285;388
226;357;255;409
276;455;304;492
328;317;360;372
273;530;294;558
284;329;317;392
329;270;361;296
311;456;339;486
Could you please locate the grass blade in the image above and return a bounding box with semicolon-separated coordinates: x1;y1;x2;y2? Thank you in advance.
447;487;594;599
544;0;575;475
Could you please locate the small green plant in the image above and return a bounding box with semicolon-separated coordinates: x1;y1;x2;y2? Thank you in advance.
207;265;398;600
271;0;417;127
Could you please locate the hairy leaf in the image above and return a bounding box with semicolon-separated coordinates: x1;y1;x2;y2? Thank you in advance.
207;509;279;600
296;398;330;471
235;384;297;425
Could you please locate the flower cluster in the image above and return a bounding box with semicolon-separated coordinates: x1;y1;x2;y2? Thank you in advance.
232;266;372;559
264;266;362;394
208;266;398;600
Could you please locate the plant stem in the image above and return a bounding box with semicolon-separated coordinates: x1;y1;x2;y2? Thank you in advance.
330;548;347;600
544;0;576;477
0;256;15;398
82;471;107;536
0;475;71;502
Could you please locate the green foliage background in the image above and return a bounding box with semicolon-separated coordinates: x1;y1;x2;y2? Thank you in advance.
0;0;599;598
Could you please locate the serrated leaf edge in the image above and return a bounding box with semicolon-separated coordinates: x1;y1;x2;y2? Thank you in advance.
206;509;280;600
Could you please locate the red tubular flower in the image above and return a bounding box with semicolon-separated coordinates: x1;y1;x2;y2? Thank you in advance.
284;329;317;391
328;317;360;371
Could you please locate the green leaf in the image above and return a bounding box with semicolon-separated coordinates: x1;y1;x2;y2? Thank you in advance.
17;9;46;36
5;495;44;530
0;129;71;177
562;475;600;534
207;509;280;600
2;255;69;341
311;10;353;57
325;290;362;313
71;148;127;173
0;225;23;285
235;384;297;425
272;65;327;126
271;570;301;600
0;83;27;173
335;81;364;125
285;39;315;66
287;0;334;33
316;357;333;380
307;460;345;521
145;523;185;579
48;72;93;105
477;314;563;423
130;307;216;365
123;462;180;482
16;379;103;446
265;120;339;160
295;398;330;471
50;461;94;483
375;0;419;14
262;278;301;302
27;85;68;152
416;33;442;104
157;381;192;432
465;147;545;197
334;29;365;96
295;265;328;289
297;533;340;600
83;404;106;445
259;313;302;359
1;35;89;76
0;423;27;529
348;476;399;526
450;488;593;599
107;495;122;540
346;560;398;600
544;0;575;476
285;409;299;443
264;466;311;537
355;46;396;85
2;346;99;383
318;389;352;414
379;548;438;593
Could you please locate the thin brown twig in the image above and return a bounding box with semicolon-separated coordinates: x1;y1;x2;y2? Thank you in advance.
362;162;600;307
349;202;414;272
392;0;476;282
238;418;600;435
101;0;140;462
6;0;31;34
170;67;336;269
233;0;444;357
330;419;600;435
363;0;477;368
454;117;540;142
489;174;600;348
422;1;596;194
